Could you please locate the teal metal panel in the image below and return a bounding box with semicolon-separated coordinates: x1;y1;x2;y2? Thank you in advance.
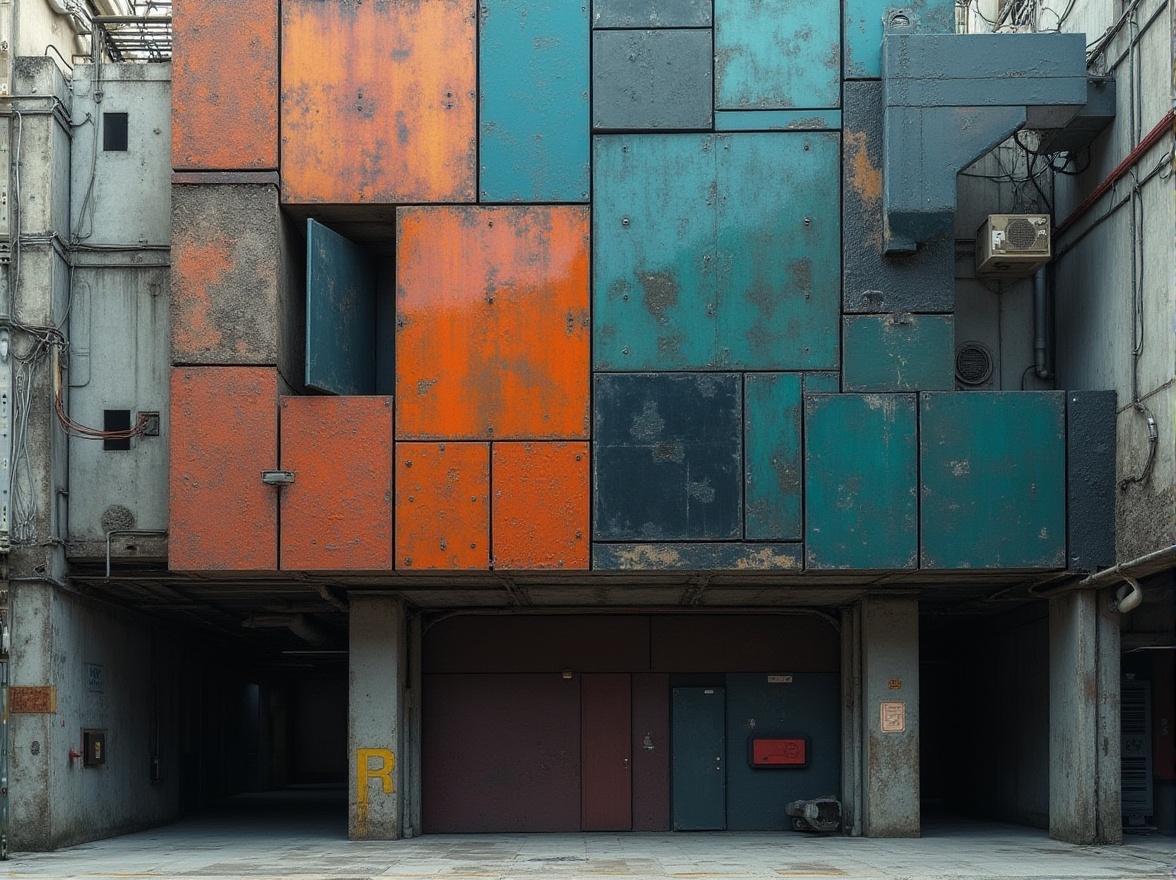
744;373;801;541
593;135;718;370
715;0;839;110
593;0;712;27
594;133;840;371
920;392;1066;570
805;394;917;570
715;110;842;131
480;0;589;202
305;219;376;395
842;314;954;392
716;133;839;370
844;0;956;79
803;372;840;394
672;687;726;830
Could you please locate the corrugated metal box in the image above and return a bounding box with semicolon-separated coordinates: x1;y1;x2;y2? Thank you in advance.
172;0;278;170
480;0;589;201
396;206;590;439
805;393;918;570
396;442;490;569
920;392;1066;569
492;442;589;570
842;314;954;392
715;0;839;110
280;396;393;571
592;30;713;131
169;367;278;570
594;373;742;541
744;373;802;541
281;0;476;204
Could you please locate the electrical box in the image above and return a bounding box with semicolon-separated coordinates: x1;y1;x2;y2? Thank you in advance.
749;736;808;767
83;729;107;768
975;214;1051;276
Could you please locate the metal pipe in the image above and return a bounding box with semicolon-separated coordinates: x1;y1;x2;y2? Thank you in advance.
1078;544;1176;588
1033;267;1053;381
1111;576;1144;613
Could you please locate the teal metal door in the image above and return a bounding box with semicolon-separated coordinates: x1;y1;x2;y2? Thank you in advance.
671;687;726;830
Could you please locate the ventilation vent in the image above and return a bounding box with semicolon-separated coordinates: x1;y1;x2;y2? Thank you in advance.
955;343;994;387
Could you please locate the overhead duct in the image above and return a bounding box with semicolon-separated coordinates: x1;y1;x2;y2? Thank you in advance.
243;613;331;646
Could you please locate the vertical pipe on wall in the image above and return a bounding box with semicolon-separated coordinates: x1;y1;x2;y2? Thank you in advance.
1033;267;1053;381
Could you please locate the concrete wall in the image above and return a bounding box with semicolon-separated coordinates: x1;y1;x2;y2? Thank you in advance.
12;0;84;73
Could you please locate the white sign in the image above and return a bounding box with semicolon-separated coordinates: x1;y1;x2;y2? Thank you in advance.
87;664;104;693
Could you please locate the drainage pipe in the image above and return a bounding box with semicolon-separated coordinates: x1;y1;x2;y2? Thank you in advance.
1033;267;1053;380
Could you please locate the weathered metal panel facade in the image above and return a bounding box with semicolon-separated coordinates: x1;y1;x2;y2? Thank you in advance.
492;442;590;570
480;0;589;201
920;392;1067;569
843;0;955;80
744;373;802;541
1065;391;1116;573
395;442;490;570
805;394;918;570
842;314;955;392
593;0;712;27
592;30;714;131
305;219;376;395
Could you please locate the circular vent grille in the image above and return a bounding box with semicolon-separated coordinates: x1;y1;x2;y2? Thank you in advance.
955;342;994;387
1005;217;1040;251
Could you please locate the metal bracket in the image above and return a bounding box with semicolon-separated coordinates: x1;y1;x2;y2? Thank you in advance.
261;470;296;486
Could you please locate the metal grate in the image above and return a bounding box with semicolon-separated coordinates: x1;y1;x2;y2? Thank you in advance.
1006;217;1041;251
93;3;172;63
1121;680;1153;818
955;342;994;387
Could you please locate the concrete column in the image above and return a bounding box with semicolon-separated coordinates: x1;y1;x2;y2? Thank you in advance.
1049;589;1122;844
840;605;863;836
348;594;407;840
860;596;920;837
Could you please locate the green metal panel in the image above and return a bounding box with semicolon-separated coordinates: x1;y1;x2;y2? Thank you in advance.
480;0;589;201
920;392;1066;569
842;314;954;392
715;110;841;131
744;373;801;541
844;0;956;79
715;0;840;110
805;394;917;570
803;372;840;394
716;133;839;370
305;219;376;395
672;687;726;830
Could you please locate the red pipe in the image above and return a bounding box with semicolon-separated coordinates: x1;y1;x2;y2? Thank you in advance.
1054;108;1175;238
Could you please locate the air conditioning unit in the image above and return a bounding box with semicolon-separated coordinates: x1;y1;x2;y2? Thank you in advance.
975;214;1051;277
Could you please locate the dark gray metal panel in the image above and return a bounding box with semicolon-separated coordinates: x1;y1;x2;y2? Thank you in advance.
842;80;953;313
592;543;802;570
1066;390;1116;573
594;373;742;541
1037;77;1117;154
725;673;840;831
592;29;713;131
672;687;726;830
305;218;376;395
593;0;711;28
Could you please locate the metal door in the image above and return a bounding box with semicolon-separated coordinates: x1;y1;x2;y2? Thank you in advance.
671;686;726;830
582;674;632;830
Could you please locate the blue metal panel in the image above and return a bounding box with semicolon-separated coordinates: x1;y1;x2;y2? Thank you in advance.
592;29;713;131
594;373;742;541
920;392;1066;569
305;218;376;395
593;135;717;370
715;110;841;131
715;0;839;110
1066;391;1116;573
592;543;802;570
672;687;726;830
844;0;955;79
480;0;589;202
744;373;801;541
716;133;839;370
593;0;711;28
725;673;840;831
803;372;840;394
805;394;918;570
842;314;954;392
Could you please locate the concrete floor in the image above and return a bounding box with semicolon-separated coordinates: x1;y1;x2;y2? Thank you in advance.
5;790;1174;880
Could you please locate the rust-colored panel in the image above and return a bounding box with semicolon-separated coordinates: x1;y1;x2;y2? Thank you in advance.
281;0;476;204
395;442;489;569
280;396;393;571
169;367;277;570
172;0;278;170
492;442;589;570
396;206;590;439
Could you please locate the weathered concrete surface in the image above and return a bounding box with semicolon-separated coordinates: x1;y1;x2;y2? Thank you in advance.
1049;590;1122;844
348;596;407;840
860;597;920;837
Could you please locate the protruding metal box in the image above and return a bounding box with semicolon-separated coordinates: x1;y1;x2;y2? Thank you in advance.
920;391;1066;569
492;442;590;570
1065;391;1116;572
805;394;918;570
592;30;713;131
744;373;802;541
594;373;742;541
395;206;590;440
396;442;490;570
280;396;393;571
843;0;955;79
842;314;954;392
169;367;278;571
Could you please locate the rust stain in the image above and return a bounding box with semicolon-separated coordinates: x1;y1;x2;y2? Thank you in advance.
396;442;489;570
280;396;393;571
637;271;680;321
492;442;589;570
610;544;685;569
172;237;232;356
844;129;882;206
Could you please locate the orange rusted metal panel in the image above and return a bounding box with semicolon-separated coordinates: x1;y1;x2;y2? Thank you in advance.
396;206;590;439
172;0;278;170
169;367;278;571
281;0;476;204
492;442;589;570
396;443;489;570
280;396;393;571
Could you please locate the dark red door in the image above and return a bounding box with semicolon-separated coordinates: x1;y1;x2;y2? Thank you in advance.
581;673;632;830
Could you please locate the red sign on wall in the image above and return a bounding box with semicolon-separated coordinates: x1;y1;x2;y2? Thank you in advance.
750;737;807;767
